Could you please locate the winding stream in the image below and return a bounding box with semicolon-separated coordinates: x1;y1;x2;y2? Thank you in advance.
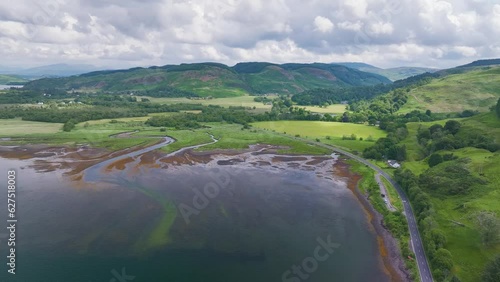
83;134;218;182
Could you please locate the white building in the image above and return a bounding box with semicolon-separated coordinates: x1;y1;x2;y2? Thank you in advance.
387;160;401;169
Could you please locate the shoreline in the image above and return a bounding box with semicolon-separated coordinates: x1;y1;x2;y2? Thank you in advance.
333;157;411;282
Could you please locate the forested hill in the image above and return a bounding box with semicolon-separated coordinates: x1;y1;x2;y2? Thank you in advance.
293;59;500;110
22;62;391;98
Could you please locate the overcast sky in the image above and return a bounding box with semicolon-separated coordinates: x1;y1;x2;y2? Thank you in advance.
0;0;499;69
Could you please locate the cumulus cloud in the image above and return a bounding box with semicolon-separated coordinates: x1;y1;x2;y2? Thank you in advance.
314;16;334;33
0;0;498;69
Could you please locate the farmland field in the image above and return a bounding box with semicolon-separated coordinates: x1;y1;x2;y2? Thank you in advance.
301;104;348;114
137;95;274;110
252;121;386;152
252;121;385;139
0;119;62;135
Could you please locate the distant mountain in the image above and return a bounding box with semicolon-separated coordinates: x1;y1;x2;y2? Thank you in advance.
15;64;102;78
334;62;438;81
0;66;22;74
380;67;439;81
23;62;392;98
332;62;381;71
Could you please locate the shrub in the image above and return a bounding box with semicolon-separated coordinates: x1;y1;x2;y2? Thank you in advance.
62;119;76;132
428;153;443;167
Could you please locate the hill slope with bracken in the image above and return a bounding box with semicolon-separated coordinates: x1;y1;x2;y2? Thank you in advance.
23;62;391;98
399;64;500;113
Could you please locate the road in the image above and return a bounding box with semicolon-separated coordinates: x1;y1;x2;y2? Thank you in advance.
294;137;434;282
375;173;397;212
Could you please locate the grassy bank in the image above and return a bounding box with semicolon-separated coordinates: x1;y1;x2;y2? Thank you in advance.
398;112;500;281
348;160;419;281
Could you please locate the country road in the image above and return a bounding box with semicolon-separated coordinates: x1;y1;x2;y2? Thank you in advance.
292;136;434;282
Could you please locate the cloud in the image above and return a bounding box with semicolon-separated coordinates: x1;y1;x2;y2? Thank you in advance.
314;16;334;33
0;0;498;69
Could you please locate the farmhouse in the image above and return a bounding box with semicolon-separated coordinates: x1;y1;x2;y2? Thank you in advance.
387;160;401;168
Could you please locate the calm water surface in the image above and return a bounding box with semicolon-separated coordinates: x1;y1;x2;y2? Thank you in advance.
0;150;389;282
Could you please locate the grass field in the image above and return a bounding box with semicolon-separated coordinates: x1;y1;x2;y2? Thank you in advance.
399;112;500;281
0;119;62;135
0;118;157;150
0;118;332;155
204;123;331;155
252;121;386;138
399;66;500;113
252;121;386;152
301;104;348;114
137;95;273;111
136;123;332;155
82;113;178;125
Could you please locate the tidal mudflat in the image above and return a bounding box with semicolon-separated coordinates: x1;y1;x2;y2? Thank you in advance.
0;142;404;282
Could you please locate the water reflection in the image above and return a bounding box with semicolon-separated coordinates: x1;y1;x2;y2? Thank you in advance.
0;146;389;282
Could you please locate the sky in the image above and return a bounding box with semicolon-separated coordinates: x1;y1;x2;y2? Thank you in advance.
0;0;499;69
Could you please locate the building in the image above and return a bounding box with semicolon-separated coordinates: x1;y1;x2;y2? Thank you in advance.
387;160;401;169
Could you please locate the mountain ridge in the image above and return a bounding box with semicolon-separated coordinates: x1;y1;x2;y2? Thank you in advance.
23;62;392;98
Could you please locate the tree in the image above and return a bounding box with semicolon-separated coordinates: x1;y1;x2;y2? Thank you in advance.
430;229;447;249
482;255;500;282
428;153;443;167
62;119;76;132
496;98;500;118
429;124;443;135
341;112;350;122
444;120;461;135
432;248;454;274
474;211;500;245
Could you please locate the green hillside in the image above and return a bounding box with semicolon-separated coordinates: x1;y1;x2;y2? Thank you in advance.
400;112;500;282
0;74;27;85
399;66;500;113
23;62;391;98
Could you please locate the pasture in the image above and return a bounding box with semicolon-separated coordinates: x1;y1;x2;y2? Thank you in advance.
136;95;273;111
252;121;385;139
0;119;62;136
301;104;348;114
